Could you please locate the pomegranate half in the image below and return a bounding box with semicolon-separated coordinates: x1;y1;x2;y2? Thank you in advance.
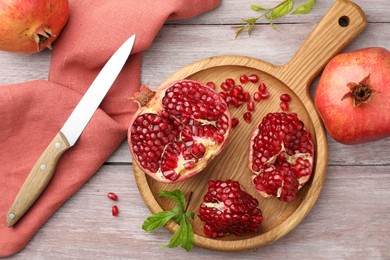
128;80;231;184
248;112;314;202
0;0;69;53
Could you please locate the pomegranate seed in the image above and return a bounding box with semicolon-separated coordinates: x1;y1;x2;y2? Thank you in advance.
206;82;216;89
112;205;119;216
225;78;235;88
230;97;239;107
243;92;250;102
247;101;255;111
253;92;262;102
243;112;252;123
261;91;270;99
107;192;118;201
239;75;249;84
219;92;227;100
231;118;239;128
258;83;267;93
220;82;230;91
280;93;291;102
280;101;289;111
248;74;259;83
232;86;243;97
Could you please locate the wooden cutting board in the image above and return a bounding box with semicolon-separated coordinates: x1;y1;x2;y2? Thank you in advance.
133;0;367;251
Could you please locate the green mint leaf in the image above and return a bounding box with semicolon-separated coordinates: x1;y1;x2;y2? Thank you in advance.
142;211;178;232
292;0;316;14
251;4;266;11
185;211;195;219
269;0;293;19
180;216;194;252
163;215;194;252
162;217;184;249
143;190;195;251
171;205;184;224
158;190;186;209
241;17;257;24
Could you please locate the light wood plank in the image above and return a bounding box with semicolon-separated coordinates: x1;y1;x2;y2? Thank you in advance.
7;165;389;259
167;0;390;24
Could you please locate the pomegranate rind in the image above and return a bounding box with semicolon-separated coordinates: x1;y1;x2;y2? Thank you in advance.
0;0;69;53
248;112;314;202
128;80;231;184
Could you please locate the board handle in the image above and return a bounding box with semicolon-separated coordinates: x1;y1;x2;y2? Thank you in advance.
279;0;367;93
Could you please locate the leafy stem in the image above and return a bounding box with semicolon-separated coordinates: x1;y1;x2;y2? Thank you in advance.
234;0;316;38
142;190;195;252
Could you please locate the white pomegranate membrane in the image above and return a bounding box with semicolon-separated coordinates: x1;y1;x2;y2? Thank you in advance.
129;80;231;183
249;112;314;202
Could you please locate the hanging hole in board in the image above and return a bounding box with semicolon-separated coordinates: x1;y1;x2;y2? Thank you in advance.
338;16;350;27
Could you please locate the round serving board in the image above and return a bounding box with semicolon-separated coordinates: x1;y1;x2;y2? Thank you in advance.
133;0;367;251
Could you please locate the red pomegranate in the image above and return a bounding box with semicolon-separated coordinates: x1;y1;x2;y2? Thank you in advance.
198;179;263;238
248;112;314;202
0;0;69;53
128;80;231;184
315;47;390;144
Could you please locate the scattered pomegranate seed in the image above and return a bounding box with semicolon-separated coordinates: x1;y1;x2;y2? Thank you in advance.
112;205;119;216
220;82;230;91
261;91;270;99
219;92;227;100
232;86;243;97
280;93;291;102
258;83;267;93
247;101;255;111
280;101;289;111
239;74;249;83
243;92;250;102
225;78;235;88
206;82;216;89
231;118;239;128
253;91;262;102
248;74;259;83
243;112;252;123
107;192;118;201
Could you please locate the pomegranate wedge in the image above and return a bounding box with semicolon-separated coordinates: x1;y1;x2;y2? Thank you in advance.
248;112;314;202
129;80;231;183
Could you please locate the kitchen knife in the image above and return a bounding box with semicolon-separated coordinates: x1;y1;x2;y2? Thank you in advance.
6;34;136;227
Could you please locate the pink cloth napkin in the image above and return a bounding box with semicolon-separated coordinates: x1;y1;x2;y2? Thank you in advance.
0;0;220;257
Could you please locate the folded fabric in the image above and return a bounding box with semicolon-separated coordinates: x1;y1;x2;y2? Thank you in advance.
0;0;220;257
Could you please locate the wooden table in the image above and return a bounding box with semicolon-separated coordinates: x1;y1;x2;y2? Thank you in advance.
1;0;389;259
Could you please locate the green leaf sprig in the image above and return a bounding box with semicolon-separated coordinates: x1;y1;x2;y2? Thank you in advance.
142;190;195;252
234;0;316;38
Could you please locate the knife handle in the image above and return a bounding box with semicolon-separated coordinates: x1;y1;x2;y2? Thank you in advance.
6;132;70;227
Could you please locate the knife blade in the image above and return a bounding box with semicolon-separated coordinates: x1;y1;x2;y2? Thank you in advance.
6;34;136;227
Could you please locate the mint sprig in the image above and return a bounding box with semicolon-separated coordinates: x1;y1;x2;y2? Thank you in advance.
142;190;195;252
234;0;316;38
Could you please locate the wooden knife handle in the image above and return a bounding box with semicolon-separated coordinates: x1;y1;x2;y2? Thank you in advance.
6;132;70;227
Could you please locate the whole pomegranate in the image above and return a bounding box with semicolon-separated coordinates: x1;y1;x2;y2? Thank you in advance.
0;0;69;53
198;180;263;238
248;112;314;202
128;80;231;184
315;47;390;144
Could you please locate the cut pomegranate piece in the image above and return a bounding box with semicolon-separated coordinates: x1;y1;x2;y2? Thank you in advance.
198;180;263;238
248;112;314;202
128;80;231;183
